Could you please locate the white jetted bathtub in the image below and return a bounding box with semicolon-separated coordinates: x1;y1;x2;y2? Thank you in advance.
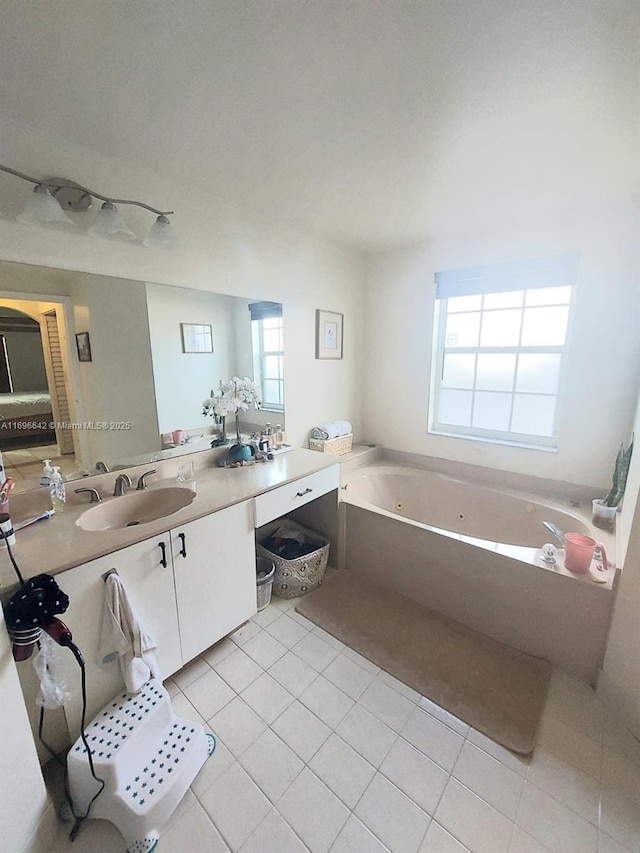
340;463;618;682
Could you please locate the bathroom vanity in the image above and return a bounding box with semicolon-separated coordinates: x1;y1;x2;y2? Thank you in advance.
3;448;339;745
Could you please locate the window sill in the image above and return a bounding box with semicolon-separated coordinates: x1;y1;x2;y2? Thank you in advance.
427;429;558;453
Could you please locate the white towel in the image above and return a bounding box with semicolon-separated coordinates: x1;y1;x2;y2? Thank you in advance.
98;573;160;694
311;422;339;440
311;420;352;440
334;420;352;436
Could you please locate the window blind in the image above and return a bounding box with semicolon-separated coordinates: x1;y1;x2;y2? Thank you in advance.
434;254;579;300
248;301;282;321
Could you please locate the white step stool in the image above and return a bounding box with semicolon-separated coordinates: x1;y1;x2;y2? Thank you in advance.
66;680;214;853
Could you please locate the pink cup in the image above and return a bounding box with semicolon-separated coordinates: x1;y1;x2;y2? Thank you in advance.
564;533;607;574
171;429;185;446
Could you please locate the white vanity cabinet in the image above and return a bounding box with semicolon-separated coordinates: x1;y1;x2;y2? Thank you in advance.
56;499;256;736
171;500;256;662
253;465;340;526
55;536;183;737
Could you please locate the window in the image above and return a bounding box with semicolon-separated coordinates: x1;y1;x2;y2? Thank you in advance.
249;301;284;413
430;256;578;448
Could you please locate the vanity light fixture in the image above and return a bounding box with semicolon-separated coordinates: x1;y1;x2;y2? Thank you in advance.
87;201;137;241
143;214;180;248
16;183;77;228
0;164;179;248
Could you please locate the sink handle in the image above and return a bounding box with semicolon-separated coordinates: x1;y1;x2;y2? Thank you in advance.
178;532;187;559
158;540;167;568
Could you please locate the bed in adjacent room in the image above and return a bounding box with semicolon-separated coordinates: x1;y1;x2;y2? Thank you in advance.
0;391;55;443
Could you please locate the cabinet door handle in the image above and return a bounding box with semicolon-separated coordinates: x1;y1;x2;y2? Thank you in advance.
295;487;313;497
158;541;167;568
178;532;187;559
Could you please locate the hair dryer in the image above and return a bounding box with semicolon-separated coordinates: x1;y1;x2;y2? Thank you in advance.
3;574;71;661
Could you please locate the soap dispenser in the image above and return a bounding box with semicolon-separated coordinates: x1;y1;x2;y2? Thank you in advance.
49;466;66;513
40;459;53;487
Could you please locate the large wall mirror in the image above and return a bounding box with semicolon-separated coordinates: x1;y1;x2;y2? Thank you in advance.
0;260;284;491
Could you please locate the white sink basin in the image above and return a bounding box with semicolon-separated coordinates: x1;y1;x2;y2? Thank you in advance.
76;487;196;531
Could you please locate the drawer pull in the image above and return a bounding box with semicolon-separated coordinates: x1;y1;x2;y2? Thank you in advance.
178;532;187;559
295;487;313;497
158;541;167;568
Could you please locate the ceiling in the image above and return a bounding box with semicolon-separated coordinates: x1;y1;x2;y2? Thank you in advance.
1;0;638;251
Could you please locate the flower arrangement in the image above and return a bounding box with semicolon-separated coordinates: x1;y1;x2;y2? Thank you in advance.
202;376;262;444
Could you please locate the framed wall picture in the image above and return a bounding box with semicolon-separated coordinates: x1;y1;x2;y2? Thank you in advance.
181;323;214;353
75;332;92;362
315;310;343;359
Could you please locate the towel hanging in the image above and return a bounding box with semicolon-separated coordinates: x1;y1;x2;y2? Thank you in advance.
98;572;160;694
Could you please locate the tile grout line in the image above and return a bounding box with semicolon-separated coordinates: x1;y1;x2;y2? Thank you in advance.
171;609;639;853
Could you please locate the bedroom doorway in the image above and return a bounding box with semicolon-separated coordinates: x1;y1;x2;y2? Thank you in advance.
0;301;78;490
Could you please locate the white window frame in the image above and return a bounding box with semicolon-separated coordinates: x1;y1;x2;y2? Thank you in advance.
429;255;578;450
252;314;284;414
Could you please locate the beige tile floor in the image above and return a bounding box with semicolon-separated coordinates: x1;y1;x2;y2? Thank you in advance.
46;595;640;853
2;442;79;493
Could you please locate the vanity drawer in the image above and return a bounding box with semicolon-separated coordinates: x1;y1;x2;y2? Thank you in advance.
254;465;340;527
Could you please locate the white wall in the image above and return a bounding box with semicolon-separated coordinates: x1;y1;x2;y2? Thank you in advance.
0;612;51;853
363;213;640;489
146;283;238;434
69;275;159;465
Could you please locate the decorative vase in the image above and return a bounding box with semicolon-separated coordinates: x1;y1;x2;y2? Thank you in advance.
227;442;255;463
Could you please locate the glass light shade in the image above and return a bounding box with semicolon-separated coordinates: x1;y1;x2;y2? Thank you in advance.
143;215;180;248
87;202;136;241
16;185;76;228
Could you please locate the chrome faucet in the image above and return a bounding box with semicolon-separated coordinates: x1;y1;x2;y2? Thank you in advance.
542;521;565;547
183;433;203;444
136;469;157;490
113;474;133;496
95;460;110;473
74;487;102;504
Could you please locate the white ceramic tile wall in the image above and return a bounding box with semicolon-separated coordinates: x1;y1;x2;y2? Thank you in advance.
46;595;640;853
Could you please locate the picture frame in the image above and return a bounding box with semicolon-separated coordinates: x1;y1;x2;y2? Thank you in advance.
315;310;343;360
181;323;214;354
75;332;92;362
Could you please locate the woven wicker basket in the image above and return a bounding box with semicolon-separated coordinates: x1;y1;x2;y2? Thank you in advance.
256;518;330;599
308;433;353;457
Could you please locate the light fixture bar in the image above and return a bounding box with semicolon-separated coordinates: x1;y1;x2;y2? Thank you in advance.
0;163;174;216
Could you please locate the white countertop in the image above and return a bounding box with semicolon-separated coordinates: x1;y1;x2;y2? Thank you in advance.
0;448;338;586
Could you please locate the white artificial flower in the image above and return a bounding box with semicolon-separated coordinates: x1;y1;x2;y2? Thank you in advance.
202;376;262;421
